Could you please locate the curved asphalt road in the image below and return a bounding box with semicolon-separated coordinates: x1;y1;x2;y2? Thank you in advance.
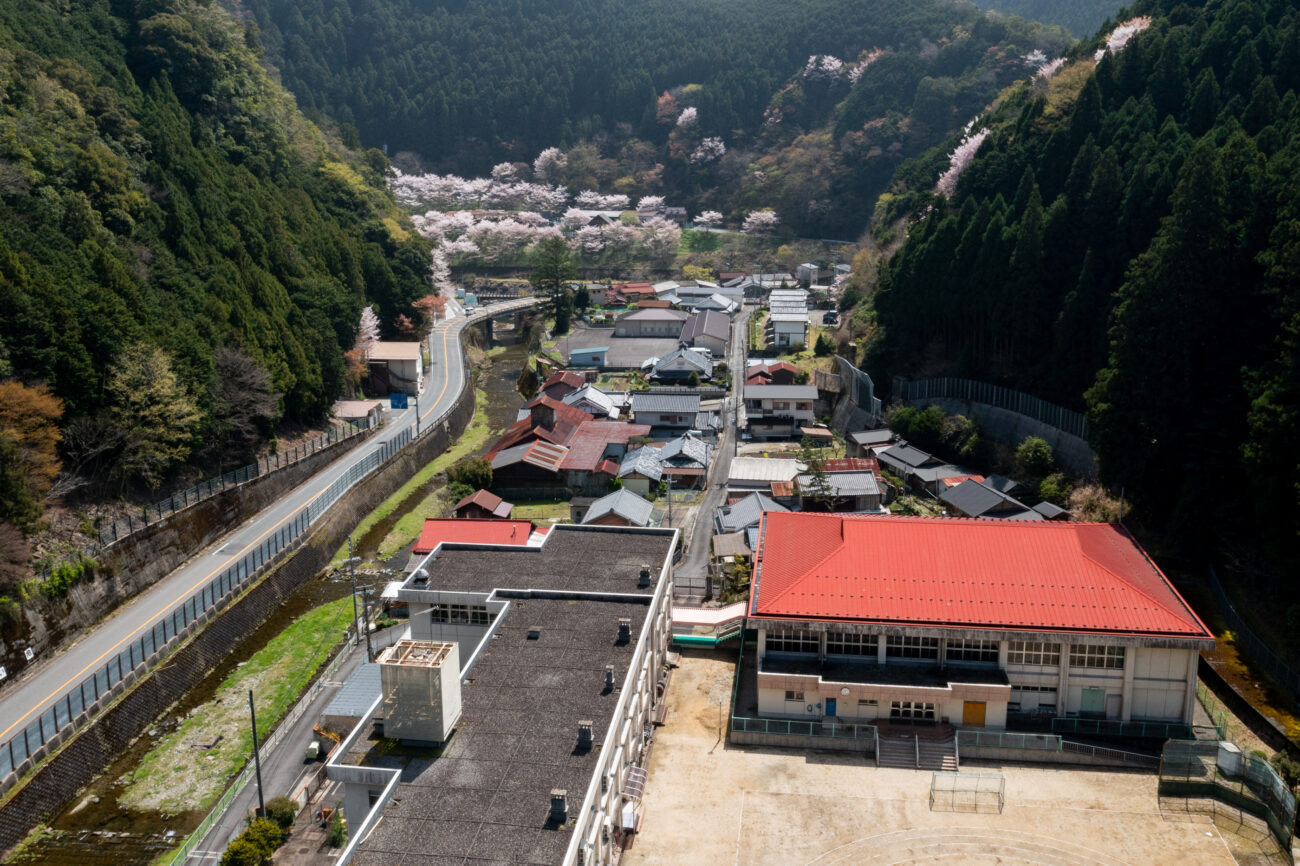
0;298;537;746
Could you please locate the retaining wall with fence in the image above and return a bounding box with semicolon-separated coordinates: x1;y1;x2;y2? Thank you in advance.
729;715;878;754
0;341;484;852
1159;738;1296;849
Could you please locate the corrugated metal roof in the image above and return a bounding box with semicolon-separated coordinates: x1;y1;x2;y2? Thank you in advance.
367;342;423;361
413;518;537;554
745;385;818;400
752;513;1214;638
631;392;701;413
728;456;805;483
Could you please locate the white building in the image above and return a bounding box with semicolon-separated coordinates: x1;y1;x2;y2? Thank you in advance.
367;342;424;395
744;384;818;438
746;513;1214;730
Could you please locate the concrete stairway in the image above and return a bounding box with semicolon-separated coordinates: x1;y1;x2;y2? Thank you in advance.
876;737;918;769
918;736;958;771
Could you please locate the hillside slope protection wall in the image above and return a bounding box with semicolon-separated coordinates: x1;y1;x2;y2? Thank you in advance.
0;389;477;853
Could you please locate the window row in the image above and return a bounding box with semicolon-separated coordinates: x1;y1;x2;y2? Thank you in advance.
427;603;492;625
771;633;1127;670
1007;641;1060;666
945;638;999;663
887;635;939;659
890;701;936;719
1069;645;1125;669
767;630;819;653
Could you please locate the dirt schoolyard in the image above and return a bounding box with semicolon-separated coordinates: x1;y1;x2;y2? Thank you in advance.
625;650;1277;866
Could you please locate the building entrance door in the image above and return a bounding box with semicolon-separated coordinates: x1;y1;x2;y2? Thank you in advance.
962;701;987;727
825;698;837;717
1080;687;1106;716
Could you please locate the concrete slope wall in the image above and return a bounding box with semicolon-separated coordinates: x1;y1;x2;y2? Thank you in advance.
0;392;476;853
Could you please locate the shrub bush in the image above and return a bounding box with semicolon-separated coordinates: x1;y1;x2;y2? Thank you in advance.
265;796;298;830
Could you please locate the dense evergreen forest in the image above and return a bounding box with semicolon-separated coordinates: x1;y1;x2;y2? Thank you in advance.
0;0;430;534
864;0;1300;566
237;0;1070;235
973;0;1127;38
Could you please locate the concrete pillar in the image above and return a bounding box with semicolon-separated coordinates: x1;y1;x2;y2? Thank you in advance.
1121;647;1136;722
938;637;946;669
757;628;766;660
1183;649;1199;723
1057;643;1071;716
818;631;827;661
877;634;887;665
997;640;1009;671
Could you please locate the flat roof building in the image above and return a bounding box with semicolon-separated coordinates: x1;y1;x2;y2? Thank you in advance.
327;525;678;866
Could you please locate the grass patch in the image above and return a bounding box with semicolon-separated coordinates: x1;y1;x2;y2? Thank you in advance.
333;390;492;566
510;499;573;522
119;596;354;813
6;823;53;862
749;310;767;352
371;393;497;560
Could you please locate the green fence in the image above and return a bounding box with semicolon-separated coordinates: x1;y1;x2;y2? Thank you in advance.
1051;717;1194;740
1159;739;1295;848
957;730;1062;751
731;716;877;741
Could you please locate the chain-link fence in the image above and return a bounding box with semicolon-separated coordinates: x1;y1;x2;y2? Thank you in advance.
929;771;1005;813
1206;565;1300;703
1158;739;1295;848
894;377;1087;438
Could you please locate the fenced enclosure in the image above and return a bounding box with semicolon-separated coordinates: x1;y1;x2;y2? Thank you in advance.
1158;739;1295;848
1206;565;1300;705
894;376;1088;439
929;771;1005;813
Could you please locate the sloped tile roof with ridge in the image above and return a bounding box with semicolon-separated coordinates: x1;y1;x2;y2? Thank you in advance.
559;421;652;471
619;445;664;481
631;392;701;414
581;488;656;526
454;489;513;518
751;513;1214;640
716;491;788;533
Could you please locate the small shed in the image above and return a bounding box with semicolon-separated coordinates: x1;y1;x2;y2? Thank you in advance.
333;399;383;429
570;347;609;367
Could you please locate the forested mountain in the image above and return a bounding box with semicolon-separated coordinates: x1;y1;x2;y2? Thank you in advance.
237;0;1070;237
971;0;1128;38
0;0;430;524
863;0;1300;563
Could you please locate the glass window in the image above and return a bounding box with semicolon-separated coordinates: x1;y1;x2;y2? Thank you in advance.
826;632;873;656
1069;645;1125;669
1009;684;1058;711
784;690;805;702
1007;641;1061;666
766;629;819;654
886;635;939;660
890;700;936;720
945;638;999;663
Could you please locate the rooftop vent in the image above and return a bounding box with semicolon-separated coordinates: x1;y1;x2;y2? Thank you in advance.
604;664;616;692
527;626;542;640
577;720;594;750
549;789;569;824
617;618;632;644
412;568;429;586
638;565;653;588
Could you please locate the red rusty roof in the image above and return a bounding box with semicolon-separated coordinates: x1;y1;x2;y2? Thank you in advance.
454;489;514;518
413;518;536;554
751;513;1213;639
559;421;652;471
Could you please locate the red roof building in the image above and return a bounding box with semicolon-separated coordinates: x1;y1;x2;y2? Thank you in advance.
559;421;652;472
488;396;595;454
744;513;1213;732
411;518;536;555
454;489;514;519
539;370;586;400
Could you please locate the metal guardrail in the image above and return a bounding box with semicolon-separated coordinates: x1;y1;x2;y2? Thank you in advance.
1062;740;1159;767
731;716;877;741
1050;717;1195;740
0;303;534;785
957;730;1062;750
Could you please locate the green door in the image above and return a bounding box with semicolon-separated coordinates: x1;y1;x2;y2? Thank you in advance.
1080;687;1106;716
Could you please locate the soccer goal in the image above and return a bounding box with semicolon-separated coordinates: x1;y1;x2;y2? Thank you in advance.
929;771;1006;814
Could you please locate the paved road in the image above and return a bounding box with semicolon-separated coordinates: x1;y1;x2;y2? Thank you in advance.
0;298;536;745
675;307;749;584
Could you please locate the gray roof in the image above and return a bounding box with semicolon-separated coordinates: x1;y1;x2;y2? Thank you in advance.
745;384;818;400
619;446;664;481
631;392;701;414
659;432;711;468
911;463;970;483
797;471;880;498
563;384;618;417
582;488;657;526
1032;501;1069;519
939;479;1032;518
715;491;788;533
984;474;1021;495
617;308;689;322
850;429;896;446
322;661;380;722
681;310;731;343
879;443;938;469
651;347;713;378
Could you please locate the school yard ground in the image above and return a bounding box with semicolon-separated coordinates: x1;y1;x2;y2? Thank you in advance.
625;650;1284;866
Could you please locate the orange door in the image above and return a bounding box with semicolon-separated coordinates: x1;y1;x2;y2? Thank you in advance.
962;701;987;727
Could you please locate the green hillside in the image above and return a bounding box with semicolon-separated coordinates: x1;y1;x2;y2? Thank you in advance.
0;0;430;503
861;0;1300;562
972;0;1129;37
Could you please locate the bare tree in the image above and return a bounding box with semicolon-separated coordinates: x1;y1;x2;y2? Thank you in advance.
209;347;282;465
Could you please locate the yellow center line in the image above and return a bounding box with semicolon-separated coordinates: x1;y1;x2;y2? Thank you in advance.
0;311;473;743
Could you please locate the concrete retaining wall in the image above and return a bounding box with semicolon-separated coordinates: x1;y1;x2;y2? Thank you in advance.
0;392;477;854
729;730;875;754
901;397;1097;477
1;432;371;675
959;746;1153;769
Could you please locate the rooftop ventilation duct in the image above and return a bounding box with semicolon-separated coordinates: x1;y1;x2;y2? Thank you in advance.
617;618;632;644
549;789;569;824
577;720;594;750
638;565;653;588
604;664;616;692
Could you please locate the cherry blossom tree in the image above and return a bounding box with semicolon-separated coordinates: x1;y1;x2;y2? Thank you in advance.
639;216;681;261
560;208;590;230
491;162;519;182
935;127;989;198
655;91;680;124
636;195;665;213
804;54;844;82
691;137;726;165
1096;17;1151;60
676;106;698;127
573;225;607;255
356;305;381;355
576;190;630;210
694;210;723;229
742;209;780;235
533;147;567;183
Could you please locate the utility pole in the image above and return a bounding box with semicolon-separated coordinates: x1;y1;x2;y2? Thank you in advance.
344;538;362;647
249;690;265;818
361;587;374;662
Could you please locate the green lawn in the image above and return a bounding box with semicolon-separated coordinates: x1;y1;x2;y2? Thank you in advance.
510;499;573;522
332;390;493;567
119;596;355;813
